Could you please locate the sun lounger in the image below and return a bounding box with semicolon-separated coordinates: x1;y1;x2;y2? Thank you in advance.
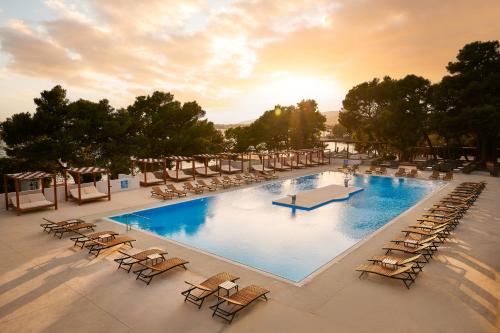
429;170;440;180
53;222;96;238
243;172;263;182
406;169;418;178
365;166;376;174
166;184;188;197
394;168;406;177
369;254;425;272
140;172;164;186
442;171;453;181
401;227;449;242
196;179;217;191
134;257;189;285
71;230;119;248
356;263;416;289
166;170;193;181
223;175;241;186
375;167;387;175
182;272;240;308
391;235;439;252
210;285;269;323
88;236;136;256
151;186;174;200
233;174;252;184
114;248;167;272
383;242;433;262
40;217;84;233
212;177;232;188
183;181;204;194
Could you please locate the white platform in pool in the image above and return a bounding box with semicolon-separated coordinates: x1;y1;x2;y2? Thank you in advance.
272;184;363;210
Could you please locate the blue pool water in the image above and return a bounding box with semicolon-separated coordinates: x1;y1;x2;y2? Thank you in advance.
109;172;442;282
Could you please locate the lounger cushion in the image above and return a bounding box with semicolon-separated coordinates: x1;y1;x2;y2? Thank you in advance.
29;193;47;202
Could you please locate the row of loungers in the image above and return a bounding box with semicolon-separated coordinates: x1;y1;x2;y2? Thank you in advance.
356;181;486;289
39;217;270;323
150;172;279;200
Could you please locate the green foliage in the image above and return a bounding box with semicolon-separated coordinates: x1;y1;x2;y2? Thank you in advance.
226;99;326;152
340;75;432;160
0;87;223;180
432;40;500;163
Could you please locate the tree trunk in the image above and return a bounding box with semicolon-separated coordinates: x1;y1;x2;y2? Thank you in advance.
423;132;437;160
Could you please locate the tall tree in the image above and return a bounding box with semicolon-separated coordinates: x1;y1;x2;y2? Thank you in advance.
433;41;500;163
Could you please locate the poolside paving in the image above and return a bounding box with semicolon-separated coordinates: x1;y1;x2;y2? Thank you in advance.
0;164;499;333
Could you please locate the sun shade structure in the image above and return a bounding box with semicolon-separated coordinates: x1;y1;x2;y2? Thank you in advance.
131;158;166;186
193;154;220;177
165;156;195;181
3;171;58;214
218;152;244;174
64;166;111;205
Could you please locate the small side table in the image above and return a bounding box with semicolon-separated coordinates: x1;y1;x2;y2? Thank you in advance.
218;281;238;296
98;233;112;242
147;253;163;265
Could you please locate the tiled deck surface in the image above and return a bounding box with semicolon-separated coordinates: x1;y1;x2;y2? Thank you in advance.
0;164;498;333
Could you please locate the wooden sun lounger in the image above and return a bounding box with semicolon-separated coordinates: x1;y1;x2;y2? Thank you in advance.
383;242;433;262
70;230;119;248
369;254;425;272
183;181;204;194
166;184;188;197
114;248;168;272
391;235;440;252
196;179;216;191
356;263;416;289
212;177;231;188
40;217;84;233
151;186;174;200
133;257;189;285
88;236;136;256
53;222;96;239
402;227;449;243
182;272;240;308
222;175;241;186
210;285;269;323
233;174;252;184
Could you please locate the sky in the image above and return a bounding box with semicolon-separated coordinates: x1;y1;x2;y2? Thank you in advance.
0;0;499;124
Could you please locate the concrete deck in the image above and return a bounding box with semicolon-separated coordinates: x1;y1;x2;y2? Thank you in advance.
272;184;363;210
0;164;499;333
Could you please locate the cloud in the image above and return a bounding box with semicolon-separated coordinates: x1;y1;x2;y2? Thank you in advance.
0;0;499;122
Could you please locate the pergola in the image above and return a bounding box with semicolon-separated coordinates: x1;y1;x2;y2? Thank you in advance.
218;153;244;174
165;156;195;180
288;150;308;168
64;166;111;204
193;154;220;177
3;171;58;214
256;152;276;172
131;158;166;186
273;151;293;171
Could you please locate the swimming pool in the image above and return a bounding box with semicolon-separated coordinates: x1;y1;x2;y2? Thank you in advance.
109;172;442;282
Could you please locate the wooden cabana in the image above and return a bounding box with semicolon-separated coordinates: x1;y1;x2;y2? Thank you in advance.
272;151;293;171
218;153;244;174
131;158;166;186
3;171;58;214
193;154;220;177
287;150;308;168
255;152;276;173
64;167;111;205
165;156;195;181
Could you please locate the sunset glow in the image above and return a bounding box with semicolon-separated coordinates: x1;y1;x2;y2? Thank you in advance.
0;0;499;122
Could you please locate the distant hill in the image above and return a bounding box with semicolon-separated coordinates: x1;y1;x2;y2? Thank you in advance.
214;111;340;130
